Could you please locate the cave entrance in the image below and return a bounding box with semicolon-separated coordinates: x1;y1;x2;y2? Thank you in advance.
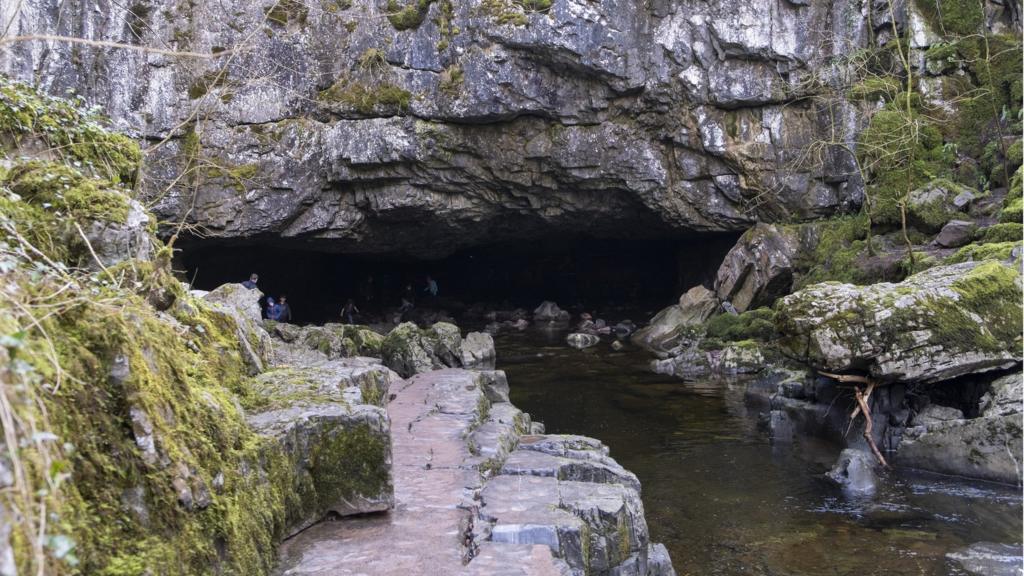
177;234;740;325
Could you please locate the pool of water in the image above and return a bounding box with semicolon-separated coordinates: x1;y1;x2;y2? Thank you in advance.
494;328;1023;576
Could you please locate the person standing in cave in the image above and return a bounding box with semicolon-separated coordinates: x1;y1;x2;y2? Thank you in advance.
277;295;292;323
342;298;359;324
265;297;279;320
242;273;259;290
424;275;438;299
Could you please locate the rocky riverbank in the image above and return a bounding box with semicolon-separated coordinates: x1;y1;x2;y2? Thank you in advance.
630;220;1023;488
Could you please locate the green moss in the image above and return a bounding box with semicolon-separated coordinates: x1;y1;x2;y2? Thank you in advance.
188;69;229;100
705;308;777;342
913;0;984;37
946;241;1022;263
945;261;1023;351
309;422;390;512
318;80;411;115
977;223;1023;244
204;162;260;192
386;0;434;30
1;77;141;183
478;0;529;25
848;77;901;101
792;214;874;288
3;161;132;224
0;80;342;575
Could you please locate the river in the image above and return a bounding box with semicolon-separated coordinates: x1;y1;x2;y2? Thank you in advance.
494;328;1023;576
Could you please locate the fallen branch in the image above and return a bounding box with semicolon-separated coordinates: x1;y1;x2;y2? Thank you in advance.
0;34;231;58
820;371;889;467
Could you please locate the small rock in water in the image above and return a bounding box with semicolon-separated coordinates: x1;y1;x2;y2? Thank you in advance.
947;542;1023;576
566;333;600;349
825;448;877;496
611;340;624;351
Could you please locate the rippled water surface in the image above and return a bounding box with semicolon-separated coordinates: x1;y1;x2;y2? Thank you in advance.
494;328;1023;576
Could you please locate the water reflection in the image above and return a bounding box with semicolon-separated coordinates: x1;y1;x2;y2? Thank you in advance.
495;329;1023;576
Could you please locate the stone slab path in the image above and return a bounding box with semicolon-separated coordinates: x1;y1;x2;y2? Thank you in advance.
275;369;563;576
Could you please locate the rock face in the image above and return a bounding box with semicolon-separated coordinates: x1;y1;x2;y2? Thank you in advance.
776;261;1023;384
1;0;876;257
897;372;1023;485
714;223;801;313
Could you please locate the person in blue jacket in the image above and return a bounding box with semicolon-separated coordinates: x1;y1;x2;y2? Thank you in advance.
265;297;280;320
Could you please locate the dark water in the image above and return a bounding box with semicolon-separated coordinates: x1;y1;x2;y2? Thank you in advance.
495;328;1023;576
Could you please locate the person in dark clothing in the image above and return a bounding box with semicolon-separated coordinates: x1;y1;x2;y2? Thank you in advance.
342;299;359;324
277;296;292;323
265;297;279;320
424;275;438;298
242;273;259;290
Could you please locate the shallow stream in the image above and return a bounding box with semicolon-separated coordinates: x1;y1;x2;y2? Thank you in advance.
494;328;1023;576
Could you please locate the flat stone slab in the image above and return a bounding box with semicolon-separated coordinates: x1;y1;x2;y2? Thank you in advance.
276;370;564;575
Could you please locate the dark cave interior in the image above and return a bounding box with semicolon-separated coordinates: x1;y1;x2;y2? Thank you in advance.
177;234;741;324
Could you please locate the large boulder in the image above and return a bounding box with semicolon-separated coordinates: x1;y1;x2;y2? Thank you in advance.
202;283;274;374
906;179;973;232
461;331;497;369
714;224;801;313
248;358;398;537
381;322;471;378
632;285;718;352
897;372;1022;484
825;449;877;495
776;261;1023;383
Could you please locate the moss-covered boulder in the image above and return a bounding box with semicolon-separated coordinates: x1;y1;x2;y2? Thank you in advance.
776;261;1023;383
381;322;472;378
248;358;398;536
202;283;274;374
905;179;973;232
296;323;384;359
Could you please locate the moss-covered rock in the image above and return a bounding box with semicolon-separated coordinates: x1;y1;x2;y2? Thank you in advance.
945;241;1022;264
705;308;777;342
976;222;1023;244
202;283;274;375
906;179;973;232
0;81;395;576
776;261;1022;383
0;77;140;184
380;322;471;378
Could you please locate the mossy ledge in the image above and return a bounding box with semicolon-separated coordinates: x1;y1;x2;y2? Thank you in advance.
0;79;392;575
